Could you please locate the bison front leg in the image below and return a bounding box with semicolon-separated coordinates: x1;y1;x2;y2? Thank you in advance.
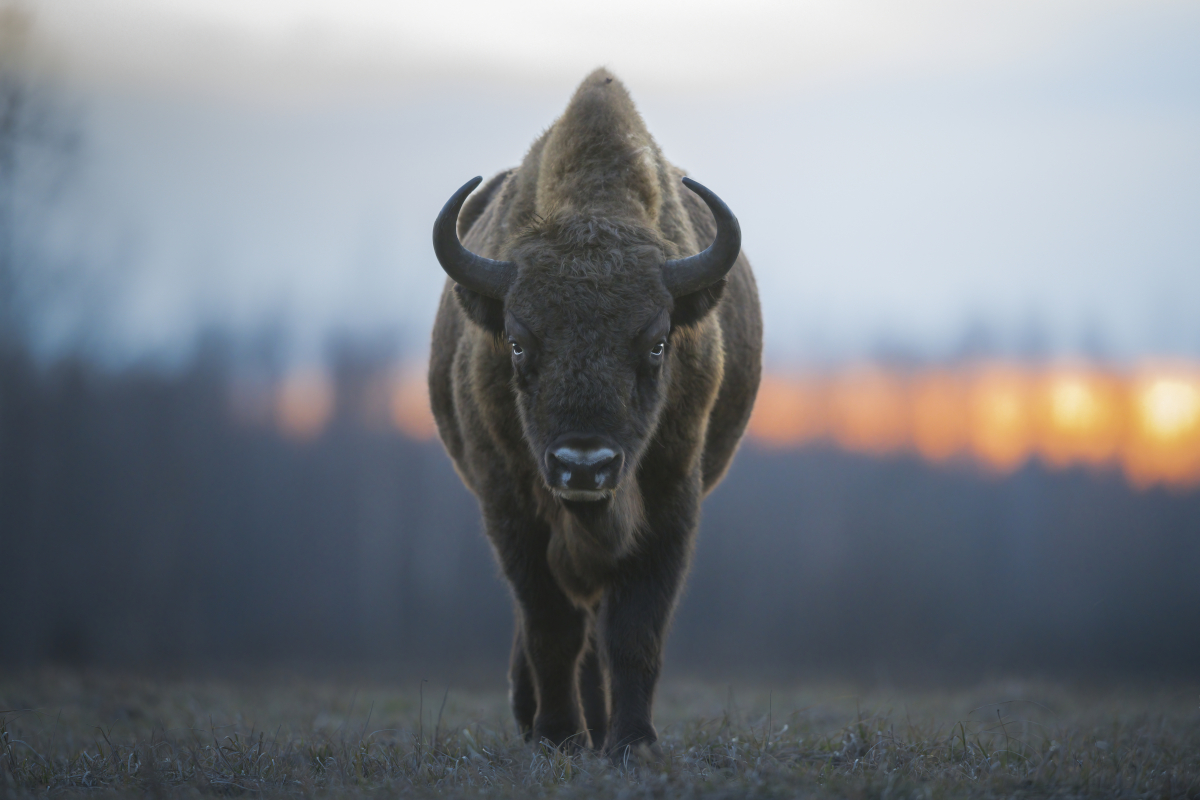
517;594;589;748
578;633;609;747
597;533;691;758
509;623;537;739
493;516;591;748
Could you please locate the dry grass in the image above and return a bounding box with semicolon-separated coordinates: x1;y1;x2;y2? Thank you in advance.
2;669;1197;798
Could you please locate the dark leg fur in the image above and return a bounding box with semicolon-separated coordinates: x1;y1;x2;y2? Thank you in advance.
599;586;666;756
598;496;695;759
491;511;591;748
577;633;609;749
509;624;536;740
520;599;588;748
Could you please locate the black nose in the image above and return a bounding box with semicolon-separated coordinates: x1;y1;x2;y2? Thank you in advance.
545;438;624;493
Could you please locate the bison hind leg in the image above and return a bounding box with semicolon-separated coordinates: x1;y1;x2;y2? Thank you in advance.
578;636;609;749
510;625;536;740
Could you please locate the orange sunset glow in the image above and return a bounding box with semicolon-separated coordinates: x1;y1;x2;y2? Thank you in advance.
750;361;1200;489
254;360;1200;490
275;367;336;441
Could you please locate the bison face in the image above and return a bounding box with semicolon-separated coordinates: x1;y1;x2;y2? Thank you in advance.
500;218;677;504
433;176;742;506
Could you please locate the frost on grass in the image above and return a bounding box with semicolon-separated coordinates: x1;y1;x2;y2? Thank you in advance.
1;671;1198;798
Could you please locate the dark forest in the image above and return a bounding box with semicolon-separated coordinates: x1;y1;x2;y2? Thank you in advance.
4;341;1197;682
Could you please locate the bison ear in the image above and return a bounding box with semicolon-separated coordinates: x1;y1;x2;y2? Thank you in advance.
670;279;727;329
454;285;506;334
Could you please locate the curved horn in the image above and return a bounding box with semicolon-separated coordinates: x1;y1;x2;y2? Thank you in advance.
663;178;742;297
433;176;517;299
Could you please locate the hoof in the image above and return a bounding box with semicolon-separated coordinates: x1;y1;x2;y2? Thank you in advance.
532;719;588;752
586;729;608;752
535;731;590;754
604;726;659;766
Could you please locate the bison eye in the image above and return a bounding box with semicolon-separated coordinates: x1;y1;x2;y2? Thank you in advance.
510;341;524;358
649;341;665;359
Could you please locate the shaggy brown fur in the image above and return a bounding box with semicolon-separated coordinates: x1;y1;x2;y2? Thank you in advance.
428;69;763;757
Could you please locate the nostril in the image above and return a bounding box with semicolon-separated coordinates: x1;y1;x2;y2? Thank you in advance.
552;446;616;468
545;442;623;491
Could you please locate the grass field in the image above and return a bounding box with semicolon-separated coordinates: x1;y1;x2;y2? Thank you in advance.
2;669;1197;798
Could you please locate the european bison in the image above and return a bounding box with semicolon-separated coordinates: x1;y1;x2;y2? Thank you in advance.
428;68;763;756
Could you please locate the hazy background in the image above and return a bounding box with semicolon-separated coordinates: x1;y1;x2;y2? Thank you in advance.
2;0;1198;682
11;0;1200;366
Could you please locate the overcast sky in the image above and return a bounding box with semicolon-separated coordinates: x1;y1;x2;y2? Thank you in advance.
13;0;1200;366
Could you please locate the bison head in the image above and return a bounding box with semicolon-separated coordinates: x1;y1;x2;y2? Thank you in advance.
433;177;740;506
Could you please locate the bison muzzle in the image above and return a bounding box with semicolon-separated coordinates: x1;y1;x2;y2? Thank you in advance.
428;68;763;757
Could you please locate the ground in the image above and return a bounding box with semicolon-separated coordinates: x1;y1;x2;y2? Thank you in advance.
1;669;1197;798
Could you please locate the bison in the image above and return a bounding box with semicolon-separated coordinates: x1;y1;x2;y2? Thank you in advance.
428;68;763;756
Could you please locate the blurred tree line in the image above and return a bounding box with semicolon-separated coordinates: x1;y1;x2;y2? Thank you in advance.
3;341;1199;681
0;343;509;668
